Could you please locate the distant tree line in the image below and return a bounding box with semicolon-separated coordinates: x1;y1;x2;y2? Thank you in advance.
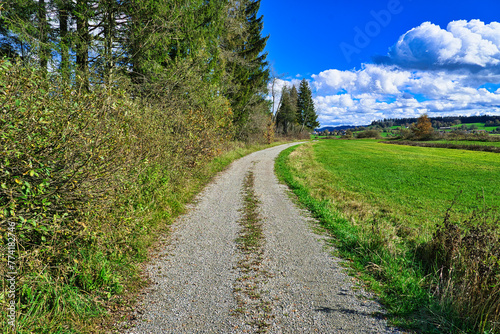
371;115;500;129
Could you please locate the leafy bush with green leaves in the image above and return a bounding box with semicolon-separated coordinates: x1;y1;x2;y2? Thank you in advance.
0;59;235;332
355;129;381;139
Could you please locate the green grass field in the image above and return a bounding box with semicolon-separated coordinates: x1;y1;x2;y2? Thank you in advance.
276;139;500;333
314;140;499;234
426;140;500;147
450;122;499;131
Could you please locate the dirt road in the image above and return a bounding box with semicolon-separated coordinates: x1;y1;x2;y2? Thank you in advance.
126;143;401;333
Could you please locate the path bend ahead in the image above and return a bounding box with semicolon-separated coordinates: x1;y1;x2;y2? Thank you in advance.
126;143;402;334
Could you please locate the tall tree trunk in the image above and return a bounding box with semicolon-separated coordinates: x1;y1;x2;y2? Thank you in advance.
104;2;114;88
128;2;144;87
38;0;49;72
58;0;69;82
76;0;89;90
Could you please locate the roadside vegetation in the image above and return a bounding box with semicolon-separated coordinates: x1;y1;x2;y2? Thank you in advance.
276;140;500;333
382;140;500;153
0;1;318;332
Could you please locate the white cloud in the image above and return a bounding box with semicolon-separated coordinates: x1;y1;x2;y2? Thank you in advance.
310;20;500;127
385;20;500;69
313;64;412;96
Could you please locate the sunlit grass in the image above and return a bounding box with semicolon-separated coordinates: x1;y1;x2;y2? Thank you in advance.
276;140;500;333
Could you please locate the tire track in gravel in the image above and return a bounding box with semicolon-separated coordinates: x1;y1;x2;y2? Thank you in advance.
125;143;403;334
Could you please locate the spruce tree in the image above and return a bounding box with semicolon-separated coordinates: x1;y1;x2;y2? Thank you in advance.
297;79;319;130
224;0;269;133
276;86;297;134
289;85;298;114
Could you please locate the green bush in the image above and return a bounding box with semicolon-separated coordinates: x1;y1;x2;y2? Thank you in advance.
421;208;500;333
0;59;235;332
355;129;381;139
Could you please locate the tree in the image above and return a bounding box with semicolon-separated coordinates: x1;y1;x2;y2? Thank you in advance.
276;86;297;134
75;0;90;89
274;84;299;135
2;1;44;63
297;79;319;131
412;114;433;138
38;0;50;72
223;0;269;134
56;0;71;81
289;85;298;113
270;73;284;123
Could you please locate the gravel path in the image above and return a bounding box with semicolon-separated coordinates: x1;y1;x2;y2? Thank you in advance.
126;143;403;333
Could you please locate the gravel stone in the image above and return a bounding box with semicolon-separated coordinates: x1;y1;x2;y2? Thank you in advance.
126;143;404;333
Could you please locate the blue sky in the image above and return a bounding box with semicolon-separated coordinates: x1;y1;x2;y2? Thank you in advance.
259;0;500;126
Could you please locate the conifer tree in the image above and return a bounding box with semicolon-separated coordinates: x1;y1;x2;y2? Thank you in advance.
289;85;298;114
297;79;319;130
224;0;269;133
276;86;297;134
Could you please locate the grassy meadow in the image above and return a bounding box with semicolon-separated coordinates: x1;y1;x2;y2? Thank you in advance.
451;123;499;132
276;139;500;333
314;140;499;232
427;140;500;147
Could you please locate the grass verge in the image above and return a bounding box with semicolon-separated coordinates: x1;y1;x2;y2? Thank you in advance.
275;141;499;333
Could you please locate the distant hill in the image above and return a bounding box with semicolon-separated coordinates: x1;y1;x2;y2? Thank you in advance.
317;115;500;132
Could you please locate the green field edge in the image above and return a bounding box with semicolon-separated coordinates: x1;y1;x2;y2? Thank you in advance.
274;144;481;334
381;140;500;153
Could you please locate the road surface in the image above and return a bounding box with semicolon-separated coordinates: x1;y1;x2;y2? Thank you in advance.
126;143;402;333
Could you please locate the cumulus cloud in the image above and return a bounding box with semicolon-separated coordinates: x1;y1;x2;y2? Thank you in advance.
380;20;500;71
310;20;500;127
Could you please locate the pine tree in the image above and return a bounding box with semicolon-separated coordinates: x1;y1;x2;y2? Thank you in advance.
297;79;319;130
224;0;269;133
276;86;297;134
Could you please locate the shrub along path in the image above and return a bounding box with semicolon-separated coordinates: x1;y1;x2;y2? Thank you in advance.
125;143;401;333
